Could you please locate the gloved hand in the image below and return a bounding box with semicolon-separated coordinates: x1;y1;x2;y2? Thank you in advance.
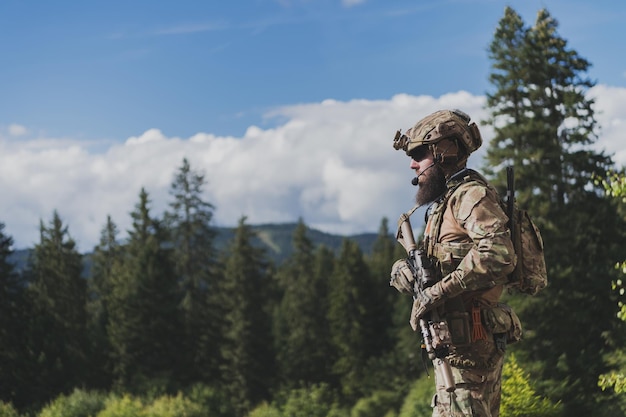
409;281;447;331
389;259;415;294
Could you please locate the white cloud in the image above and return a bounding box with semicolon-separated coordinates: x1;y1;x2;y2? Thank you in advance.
1;87;625;252
8;124;28;136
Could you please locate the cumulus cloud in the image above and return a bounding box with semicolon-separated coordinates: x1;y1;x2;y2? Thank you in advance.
1;88;625;252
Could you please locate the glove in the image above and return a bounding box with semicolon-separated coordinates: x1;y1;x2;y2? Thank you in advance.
409;281;447;331
389;259;415;294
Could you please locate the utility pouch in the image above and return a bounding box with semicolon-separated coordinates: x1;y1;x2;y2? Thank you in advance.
481;303;522;344
446;311;472;347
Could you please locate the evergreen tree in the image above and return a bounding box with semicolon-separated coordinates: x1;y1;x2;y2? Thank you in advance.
0;223;27;408
107;188;182;393
219;217;275;417
274;219;332;388
364;218;419;393
163;158;220;385
87;215;122;389
327;238;373;402
26;211;87;403
365;218;397;356
484;7;625;415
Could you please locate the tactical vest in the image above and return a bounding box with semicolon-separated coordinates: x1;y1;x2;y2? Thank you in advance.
424;168;547;296
422;169;497;278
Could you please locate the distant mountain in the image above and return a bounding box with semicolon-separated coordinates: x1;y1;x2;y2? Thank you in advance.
214;222;382;265
8;223;384;273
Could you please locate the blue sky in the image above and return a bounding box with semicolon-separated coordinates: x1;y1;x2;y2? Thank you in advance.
1;0;626;251
3;0;624;140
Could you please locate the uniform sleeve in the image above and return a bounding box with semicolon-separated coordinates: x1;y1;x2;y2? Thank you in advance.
439;182;516;296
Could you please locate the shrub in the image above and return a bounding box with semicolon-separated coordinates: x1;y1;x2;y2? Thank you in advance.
280;383;339;417
185;384;234;417
143;393;203;417
501;353;562;417
248;402;281;417
95;394;144;417
397;375;433;417
350;390;398;417
38;389;106;417
0;402;22;417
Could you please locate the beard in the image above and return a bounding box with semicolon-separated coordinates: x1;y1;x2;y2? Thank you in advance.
415;164;447;206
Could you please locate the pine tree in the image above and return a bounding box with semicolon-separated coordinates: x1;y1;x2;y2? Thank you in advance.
87;215;122;389
274;219;332;388
163;158;220;385
107;188;182;393
26;211;87;403
0;223;27;408
365;218;397;356
484;7;626;415
327;238;373;402
219;217;275;417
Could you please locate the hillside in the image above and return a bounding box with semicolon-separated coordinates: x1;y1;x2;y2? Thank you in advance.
8;223;384;273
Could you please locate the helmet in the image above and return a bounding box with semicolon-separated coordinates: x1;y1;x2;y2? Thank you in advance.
393;109;482;158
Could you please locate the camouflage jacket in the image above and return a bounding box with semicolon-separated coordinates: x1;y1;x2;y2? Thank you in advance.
423;169;516;306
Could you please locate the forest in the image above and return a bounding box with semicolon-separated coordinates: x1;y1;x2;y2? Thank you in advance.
1;6;626;417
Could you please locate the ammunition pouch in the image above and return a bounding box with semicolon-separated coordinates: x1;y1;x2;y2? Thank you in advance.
446;311;472;347
481;302;522;344
433;242;473;277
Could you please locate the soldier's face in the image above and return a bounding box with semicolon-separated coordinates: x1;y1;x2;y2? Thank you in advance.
409;147;446;205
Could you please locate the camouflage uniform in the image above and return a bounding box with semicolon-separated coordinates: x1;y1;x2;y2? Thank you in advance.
423;169;516;417
391;110;519;417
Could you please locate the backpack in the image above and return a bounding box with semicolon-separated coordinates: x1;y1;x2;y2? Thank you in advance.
433;168;548;295
503;166;548;295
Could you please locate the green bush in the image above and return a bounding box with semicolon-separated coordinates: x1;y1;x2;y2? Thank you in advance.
501;354;562;417
280;384;340;417
350;390;398;417
95;395;144;417
248;402;282;417
143;393;203;417
0;402;22;417
397;375;433;417
38;389;106;417
185;384;234;417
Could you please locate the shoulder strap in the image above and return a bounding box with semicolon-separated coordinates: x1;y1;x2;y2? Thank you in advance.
427;169;487;256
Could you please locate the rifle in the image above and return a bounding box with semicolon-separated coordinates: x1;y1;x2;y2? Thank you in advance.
506;166;515;236
396;208;456;392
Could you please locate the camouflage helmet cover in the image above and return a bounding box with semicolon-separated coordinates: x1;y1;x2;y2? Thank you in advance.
393;109;482;156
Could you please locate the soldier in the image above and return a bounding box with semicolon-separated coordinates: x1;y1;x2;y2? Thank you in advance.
390;109;521;417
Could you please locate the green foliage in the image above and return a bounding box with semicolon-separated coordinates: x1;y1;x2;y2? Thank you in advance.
274;220;333;388
248;402;281;417
0;223;28;408
396;376;433;417
95;395;144;417
164;158;220;384
219;217;275;416
597;171;626;398
501;354;562;417
27;211;88;404
350;390;398;417
327;239;374;401
37;389;106;417
485;6;625;416
107;189;182;392
143;393;203;417
261;383;347;417
599;372;626;394
184;384;234;417
0;402;22;417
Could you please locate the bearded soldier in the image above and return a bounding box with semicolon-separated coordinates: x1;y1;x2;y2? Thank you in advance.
390;109;521;417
